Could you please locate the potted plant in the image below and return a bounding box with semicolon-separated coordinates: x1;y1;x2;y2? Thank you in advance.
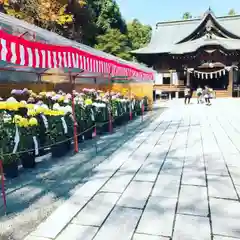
14;115;39;169
64;112;74;151
0;113;19;178
83;105;95;140
47;110;69;158
93;102;109;134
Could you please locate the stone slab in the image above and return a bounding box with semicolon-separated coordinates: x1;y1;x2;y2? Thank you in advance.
133;233;169;240
208;175;238;200
30;197;89;239
101;171;135;193
73;192;120;226
182;169;206;186
24;237;51;240
205;157;229;176
151;173;181;198
136;196;177;237
184;158;205;172
210;198;240;238
173;214;211;240
119;156;146;173
213;236;240;240
117;181;153;209
93;206;142;240
74;176;110;198
134;160;163;182
228;166;240;186
177;185;208;216
224;153;240;168
55;224;98;240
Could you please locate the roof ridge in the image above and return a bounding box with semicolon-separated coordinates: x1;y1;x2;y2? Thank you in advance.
156;14;240;27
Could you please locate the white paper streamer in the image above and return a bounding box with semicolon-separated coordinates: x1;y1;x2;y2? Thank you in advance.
33;136;39;155
90;109;95;121
61;117;68;134
41;114;48;129
12;125;20;153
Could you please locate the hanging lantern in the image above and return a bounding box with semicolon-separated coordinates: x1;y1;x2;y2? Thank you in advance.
223;69;226;75
210;72;213;79
206;73;208;79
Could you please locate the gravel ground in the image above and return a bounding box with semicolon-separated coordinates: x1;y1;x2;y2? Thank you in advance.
0;106;164;240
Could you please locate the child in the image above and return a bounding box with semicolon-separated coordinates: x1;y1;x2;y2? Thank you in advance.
203;86;211;105
184;86;191;104
196;86;203;104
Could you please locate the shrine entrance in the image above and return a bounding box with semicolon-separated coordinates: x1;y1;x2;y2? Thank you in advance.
190;69;229;90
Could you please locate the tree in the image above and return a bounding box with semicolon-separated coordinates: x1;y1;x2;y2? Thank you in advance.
95;0;127;34
127;19;152;50
228;9;236;16
94;28;132;60
182;12;192;20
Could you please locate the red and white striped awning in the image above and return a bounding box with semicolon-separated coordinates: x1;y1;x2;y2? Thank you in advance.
0;30;154;80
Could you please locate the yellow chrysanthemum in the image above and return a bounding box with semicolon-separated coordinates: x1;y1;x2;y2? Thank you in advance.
35;107;46;114
39;92;47;96
19;102;27;108
27;109;37;116
6;102;19;111
13;114;22;124
84;99;93;105
26;104;35;109
14;115;29;127
58;96;65;102
28;117;38;126
0;101;6;110
44;110;64;116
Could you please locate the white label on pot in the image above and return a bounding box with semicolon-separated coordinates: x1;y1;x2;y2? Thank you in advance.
13;125;20;153
41;114;48;129
33;136;39;156
61;117;68;134
90;109;95;121
131;102;134;110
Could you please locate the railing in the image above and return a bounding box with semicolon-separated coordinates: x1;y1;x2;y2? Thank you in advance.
154;84;185;91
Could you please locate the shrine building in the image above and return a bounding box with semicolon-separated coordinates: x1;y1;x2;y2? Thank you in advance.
132;9;240;98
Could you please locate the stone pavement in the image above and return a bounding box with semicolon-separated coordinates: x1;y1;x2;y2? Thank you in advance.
24;99;240;240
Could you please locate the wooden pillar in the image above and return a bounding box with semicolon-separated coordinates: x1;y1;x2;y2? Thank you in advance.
187;70;190;86
228;67;233;97
170;70;173;85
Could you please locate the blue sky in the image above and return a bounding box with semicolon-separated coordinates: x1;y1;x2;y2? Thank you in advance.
116;0;240;26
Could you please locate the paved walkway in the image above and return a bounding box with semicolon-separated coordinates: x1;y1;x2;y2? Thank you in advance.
25;99;240;240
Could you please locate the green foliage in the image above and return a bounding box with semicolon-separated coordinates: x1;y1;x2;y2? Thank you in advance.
228;9;236;16
95;0;127;34
95;28;132;60
127;19;152;50
182;12;192;20
2;0;151;61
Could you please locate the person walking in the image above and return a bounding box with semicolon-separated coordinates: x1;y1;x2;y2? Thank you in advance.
203;85;211;105
196;86;203;104
184;85;191;104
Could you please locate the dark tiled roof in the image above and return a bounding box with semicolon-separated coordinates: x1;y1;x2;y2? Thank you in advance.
132;12;240;55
